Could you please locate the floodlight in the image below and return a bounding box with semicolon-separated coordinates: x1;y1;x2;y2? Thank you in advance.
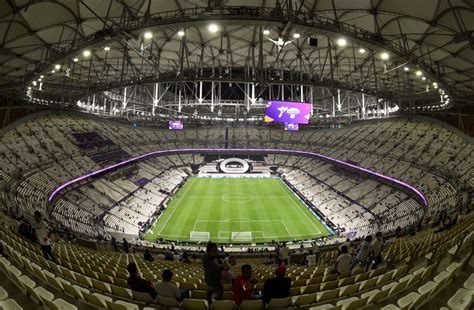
83;50;91;57
54;64;61;70
404;67;409;71
380;52;389;60
336;38;347;47
358;48;366;54
293;33;301;39
73;57;79;62
416;70;422;76
144;31;153;39
208;24;219;33
263;29;270;35
104;46;110;51
177;30;185;37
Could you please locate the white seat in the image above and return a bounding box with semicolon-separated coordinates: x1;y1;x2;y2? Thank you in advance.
464;274;474;290
380;305;400;310
418;281;436;295
0;287;8;301
0;298;23;309
447;288;473;310
397;292;420;309
115;300;140;310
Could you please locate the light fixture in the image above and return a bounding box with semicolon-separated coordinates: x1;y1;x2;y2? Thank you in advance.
336;38;347;47
415;70;422;76
380;52;389;60
83;50;91;57
40;75;44;78
27;87;31;90
422;76;426;80
104;46;110;51
38;78;42;82
208;24;219;33
32;81;37;86
54;64;61;70
293;33;301;39
404;66;409;71
177;30;185;37
144;31;153;39
358;48;366;54
51;70;55;73
263;29;270;35
73;57;79;62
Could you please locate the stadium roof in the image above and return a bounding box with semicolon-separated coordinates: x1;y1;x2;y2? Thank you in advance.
0;0;473;112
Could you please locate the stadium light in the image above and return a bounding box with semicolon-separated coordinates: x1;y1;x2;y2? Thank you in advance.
54;64;61;70
73;57;79;62
83;50;91;57
177;30;185;37
404;66;409;71
208;23;219;33
32;81;37;86
416;70;422;76
51;70;55;73
358;48;366;54
380;52;389;60
40;75;44;78
293;33;301;39
263;29;270;35
104;46;110;51
144;31;153;39
336;38;347;47
422;76;426;81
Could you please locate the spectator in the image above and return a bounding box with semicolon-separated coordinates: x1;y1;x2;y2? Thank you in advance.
203;242;224;303
123;238;129;253
351;235;373;270
335;245;352;274
279;242;289;265
222;255;236;285
144;249;154;262
182;252;193;264
32;211;55;261
263;265;291;303
338;238;351;255
126;263;157;299
233;264;258;305
111;237;118;252
154;269;188;301
371;232;384;269
306;250;316;266
273;241;280;264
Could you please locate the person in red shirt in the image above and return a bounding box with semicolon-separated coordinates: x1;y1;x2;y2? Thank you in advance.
232;264;258;305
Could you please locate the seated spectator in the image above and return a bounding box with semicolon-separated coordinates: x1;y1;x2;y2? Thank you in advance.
143;249;154;262
233;264;258;305
126;263;157;299
335;245;352;274
154;269;189;301
222;255;236;284
182;252;193;264
263;265;291;303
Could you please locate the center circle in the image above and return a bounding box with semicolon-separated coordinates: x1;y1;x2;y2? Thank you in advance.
221;193;253;203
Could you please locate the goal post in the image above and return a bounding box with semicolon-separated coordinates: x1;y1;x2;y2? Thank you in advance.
190;231;211;242
231;231;252;243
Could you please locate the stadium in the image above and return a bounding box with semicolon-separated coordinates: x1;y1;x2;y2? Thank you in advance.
0;1;473;309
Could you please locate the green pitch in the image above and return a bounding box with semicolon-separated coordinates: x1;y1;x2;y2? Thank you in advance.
144;177;331;243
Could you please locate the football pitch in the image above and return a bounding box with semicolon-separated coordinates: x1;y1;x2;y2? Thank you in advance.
144;177;331;244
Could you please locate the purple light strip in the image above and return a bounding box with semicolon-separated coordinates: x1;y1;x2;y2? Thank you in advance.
48;148;428;208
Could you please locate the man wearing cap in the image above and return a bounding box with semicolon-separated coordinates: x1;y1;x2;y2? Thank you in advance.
263;265;291;303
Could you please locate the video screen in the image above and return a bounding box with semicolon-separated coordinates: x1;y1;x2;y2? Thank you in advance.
284;123;299;131
264;100;312;124
168;120;184;130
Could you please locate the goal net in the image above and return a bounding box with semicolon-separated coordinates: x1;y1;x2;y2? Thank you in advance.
189;231;210;242
231;231;252;242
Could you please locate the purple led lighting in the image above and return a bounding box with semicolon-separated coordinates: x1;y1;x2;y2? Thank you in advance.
48;148;428;208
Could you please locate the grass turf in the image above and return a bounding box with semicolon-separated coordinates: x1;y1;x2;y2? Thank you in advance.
144;177;331;244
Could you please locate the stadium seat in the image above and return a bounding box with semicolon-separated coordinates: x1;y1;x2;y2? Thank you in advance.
0;299;23;310
182;298;208;310
0;287;8;301
105;300;140;310
157;296;181;308
239;299;264;310
336;296;369;310
267;297;292;309
447;288;473;310
292;293;316;306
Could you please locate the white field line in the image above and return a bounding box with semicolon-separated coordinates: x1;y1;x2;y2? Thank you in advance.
158;178;195;234
275;178;321;235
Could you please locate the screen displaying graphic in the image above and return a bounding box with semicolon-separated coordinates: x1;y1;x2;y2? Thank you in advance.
169;120;184;130
284;123;299;131
264;101;312;124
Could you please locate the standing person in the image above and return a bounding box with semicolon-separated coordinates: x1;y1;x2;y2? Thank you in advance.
338;238;351;255
306;250;316;266
263;265;291;303
222;255;236;285
33;211;55;261
351;235;373;270
123;238;129;253
232;264;258;306
126;263;156;299
279;242;290;265
335;245;352;274
371;232;384;269
274;241;280;264
203;242;224;304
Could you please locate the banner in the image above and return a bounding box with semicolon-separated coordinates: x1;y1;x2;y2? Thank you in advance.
169;120;184;130
264;101;312;124
284;123;299;131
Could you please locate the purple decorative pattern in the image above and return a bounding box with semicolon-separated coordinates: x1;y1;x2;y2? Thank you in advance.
285;123;299;131
264;101;312;124
48;148;429;208
169;120;184;130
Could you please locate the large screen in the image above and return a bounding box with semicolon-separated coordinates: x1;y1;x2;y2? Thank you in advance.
284;123;299;131
169;120;184;130
264;100;312;124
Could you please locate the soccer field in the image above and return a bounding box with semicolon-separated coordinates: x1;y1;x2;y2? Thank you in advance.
144;177;331;243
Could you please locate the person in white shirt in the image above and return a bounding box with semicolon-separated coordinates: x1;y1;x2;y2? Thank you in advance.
335;245;352;274
279;242;290;265
306;250;316;266
154;269;188;301
33;211;55;261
